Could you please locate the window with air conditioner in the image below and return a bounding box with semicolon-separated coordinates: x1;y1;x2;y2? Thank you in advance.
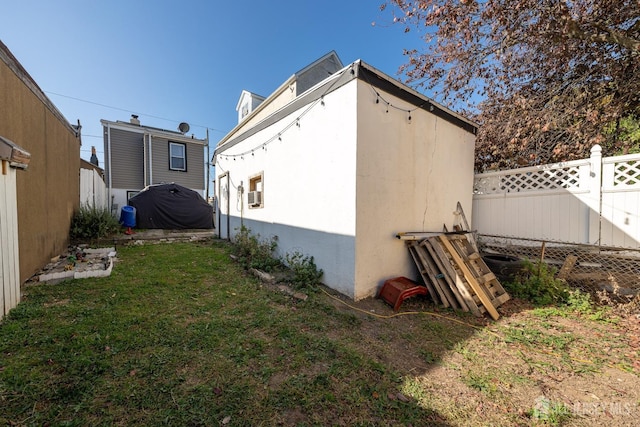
248;172;263;208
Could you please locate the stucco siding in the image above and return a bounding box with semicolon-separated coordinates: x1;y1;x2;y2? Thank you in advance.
354;79;476;299
216;79;359;296
1;45;80;282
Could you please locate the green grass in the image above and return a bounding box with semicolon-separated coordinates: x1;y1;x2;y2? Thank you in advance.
0;241;435;426
1;239;638;426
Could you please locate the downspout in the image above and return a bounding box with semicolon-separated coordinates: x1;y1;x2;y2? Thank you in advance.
149;134;153;185
107;123;113;212
206;128;210;201
143;133;148;187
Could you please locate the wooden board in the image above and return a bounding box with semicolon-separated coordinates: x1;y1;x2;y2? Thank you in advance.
407;241;444;306
438;235;501;320
426;238;481;315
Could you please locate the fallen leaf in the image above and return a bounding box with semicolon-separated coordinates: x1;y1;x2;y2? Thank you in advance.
129;369;137;376
372;391;379;399
222;416;231;425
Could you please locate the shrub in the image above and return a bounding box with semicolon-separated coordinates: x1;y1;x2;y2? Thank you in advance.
232;226;283;272
505;260;571;306
70;205;120;239
284;250;324;289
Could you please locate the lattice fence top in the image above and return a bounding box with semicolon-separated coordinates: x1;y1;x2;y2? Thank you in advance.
611;160;640;188
474;164;582;194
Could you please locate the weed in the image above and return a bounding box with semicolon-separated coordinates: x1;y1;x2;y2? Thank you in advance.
284;250;324;289
505;260;571;306
462;371;497;394
530;396;572;426
232;226;283;272
70;204;120;239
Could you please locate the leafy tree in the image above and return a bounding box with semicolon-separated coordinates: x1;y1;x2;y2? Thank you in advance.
380;0;640;170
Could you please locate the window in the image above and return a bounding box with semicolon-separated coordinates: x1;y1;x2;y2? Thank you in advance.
248;172;264;208
127;190;140;203
169;142;186;171
241;103;249;119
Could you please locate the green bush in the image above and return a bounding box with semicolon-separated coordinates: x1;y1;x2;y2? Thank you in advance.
505;260;571;306
70;205;120;239
284;250;324;289
232;226;283;272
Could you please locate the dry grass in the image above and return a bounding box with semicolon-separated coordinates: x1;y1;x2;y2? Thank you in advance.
0;239;639;426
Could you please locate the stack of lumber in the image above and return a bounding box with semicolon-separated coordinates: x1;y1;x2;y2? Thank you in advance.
406;233;510;320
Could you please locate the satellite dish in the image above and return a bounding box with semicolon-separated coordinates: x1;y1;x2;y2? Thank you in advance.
178;122;190;134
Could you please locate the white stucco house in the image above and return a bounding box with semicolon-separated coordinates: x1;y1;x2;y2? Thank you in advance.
213;51;477;300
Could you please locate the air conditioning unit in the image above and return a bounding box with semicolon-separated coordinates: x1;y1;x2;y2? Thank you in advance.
248;190;262;206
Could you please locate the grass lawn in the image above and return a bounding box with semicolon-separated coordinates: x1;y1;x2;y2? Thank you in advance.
1;239;639;426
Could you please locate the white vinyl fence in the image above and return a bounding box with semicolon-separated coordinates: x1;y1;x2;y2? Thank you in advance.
80;168;107;210
472;145;640;249
1;164;21;320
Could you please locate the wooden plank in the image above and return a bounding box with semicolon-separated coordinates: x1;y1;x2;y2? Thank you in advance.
407;242;442;306
417;241;459;310
438;235;501;320
456;201;479;253
446;234;510;303
423;240;471;311
425;238;483;316
557;255;578;280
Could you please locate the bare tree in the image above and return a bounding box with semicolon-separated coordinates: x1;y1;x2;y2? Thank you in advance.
381;0;640;170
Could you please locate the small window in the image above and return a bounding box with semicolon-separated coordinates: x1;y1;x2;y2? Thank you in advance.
127;190;140;203
248;172;263;208
241;103;249;119
169;142;186;171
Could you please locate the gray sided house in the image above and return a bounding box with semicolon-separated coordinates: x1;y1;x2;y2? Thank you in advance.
102;116;209;214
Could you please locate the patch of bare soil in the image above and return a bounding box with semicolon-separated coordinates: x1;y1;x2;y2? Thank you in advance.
322;289;640;426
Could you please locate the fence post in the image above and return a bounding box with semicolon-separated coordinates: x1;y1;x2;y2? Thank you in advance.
587;144;602;245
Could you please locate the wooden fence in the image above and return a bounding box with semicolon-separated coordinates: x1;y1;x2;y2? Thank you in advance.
472;145;640;249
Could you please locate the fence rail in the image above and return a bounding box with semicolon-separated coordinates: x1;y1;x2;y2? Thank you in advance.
473;145;640;250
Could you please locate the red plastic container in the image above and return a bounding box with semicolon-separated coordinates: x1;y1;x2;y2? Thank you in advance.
377;276;428;311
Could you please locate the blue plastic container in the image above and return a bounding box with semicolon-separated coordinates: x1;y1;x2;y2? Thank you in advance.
120;205;136;228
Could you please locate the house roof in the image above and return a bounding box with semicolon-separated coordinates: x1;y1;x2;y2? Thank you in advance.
294;50;342;78
100;119;208;145
235;90;266;112
213;57;477;160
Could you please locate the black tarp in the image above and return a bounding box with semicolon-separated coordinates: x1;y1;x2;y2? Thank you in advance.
128;183;214;229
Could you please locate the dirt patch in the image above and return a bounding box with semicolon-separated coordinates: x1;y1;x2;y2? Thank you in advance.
316;288;640;426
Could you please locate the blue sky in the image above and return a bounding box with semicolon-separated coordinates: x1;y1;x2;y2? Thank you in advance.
1;1;427;169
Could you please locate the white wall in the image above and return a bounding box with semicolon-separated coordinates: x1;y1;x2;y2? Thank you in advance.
354;80;476;299
216;79;359;296
1;165;21;320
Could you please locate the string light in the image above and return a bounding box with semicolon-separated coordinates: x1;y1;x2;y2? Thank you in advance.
216;65;433;162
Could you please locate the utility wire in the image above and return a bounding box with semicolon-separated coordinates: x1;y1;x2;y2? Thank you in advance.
45;91;226;134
